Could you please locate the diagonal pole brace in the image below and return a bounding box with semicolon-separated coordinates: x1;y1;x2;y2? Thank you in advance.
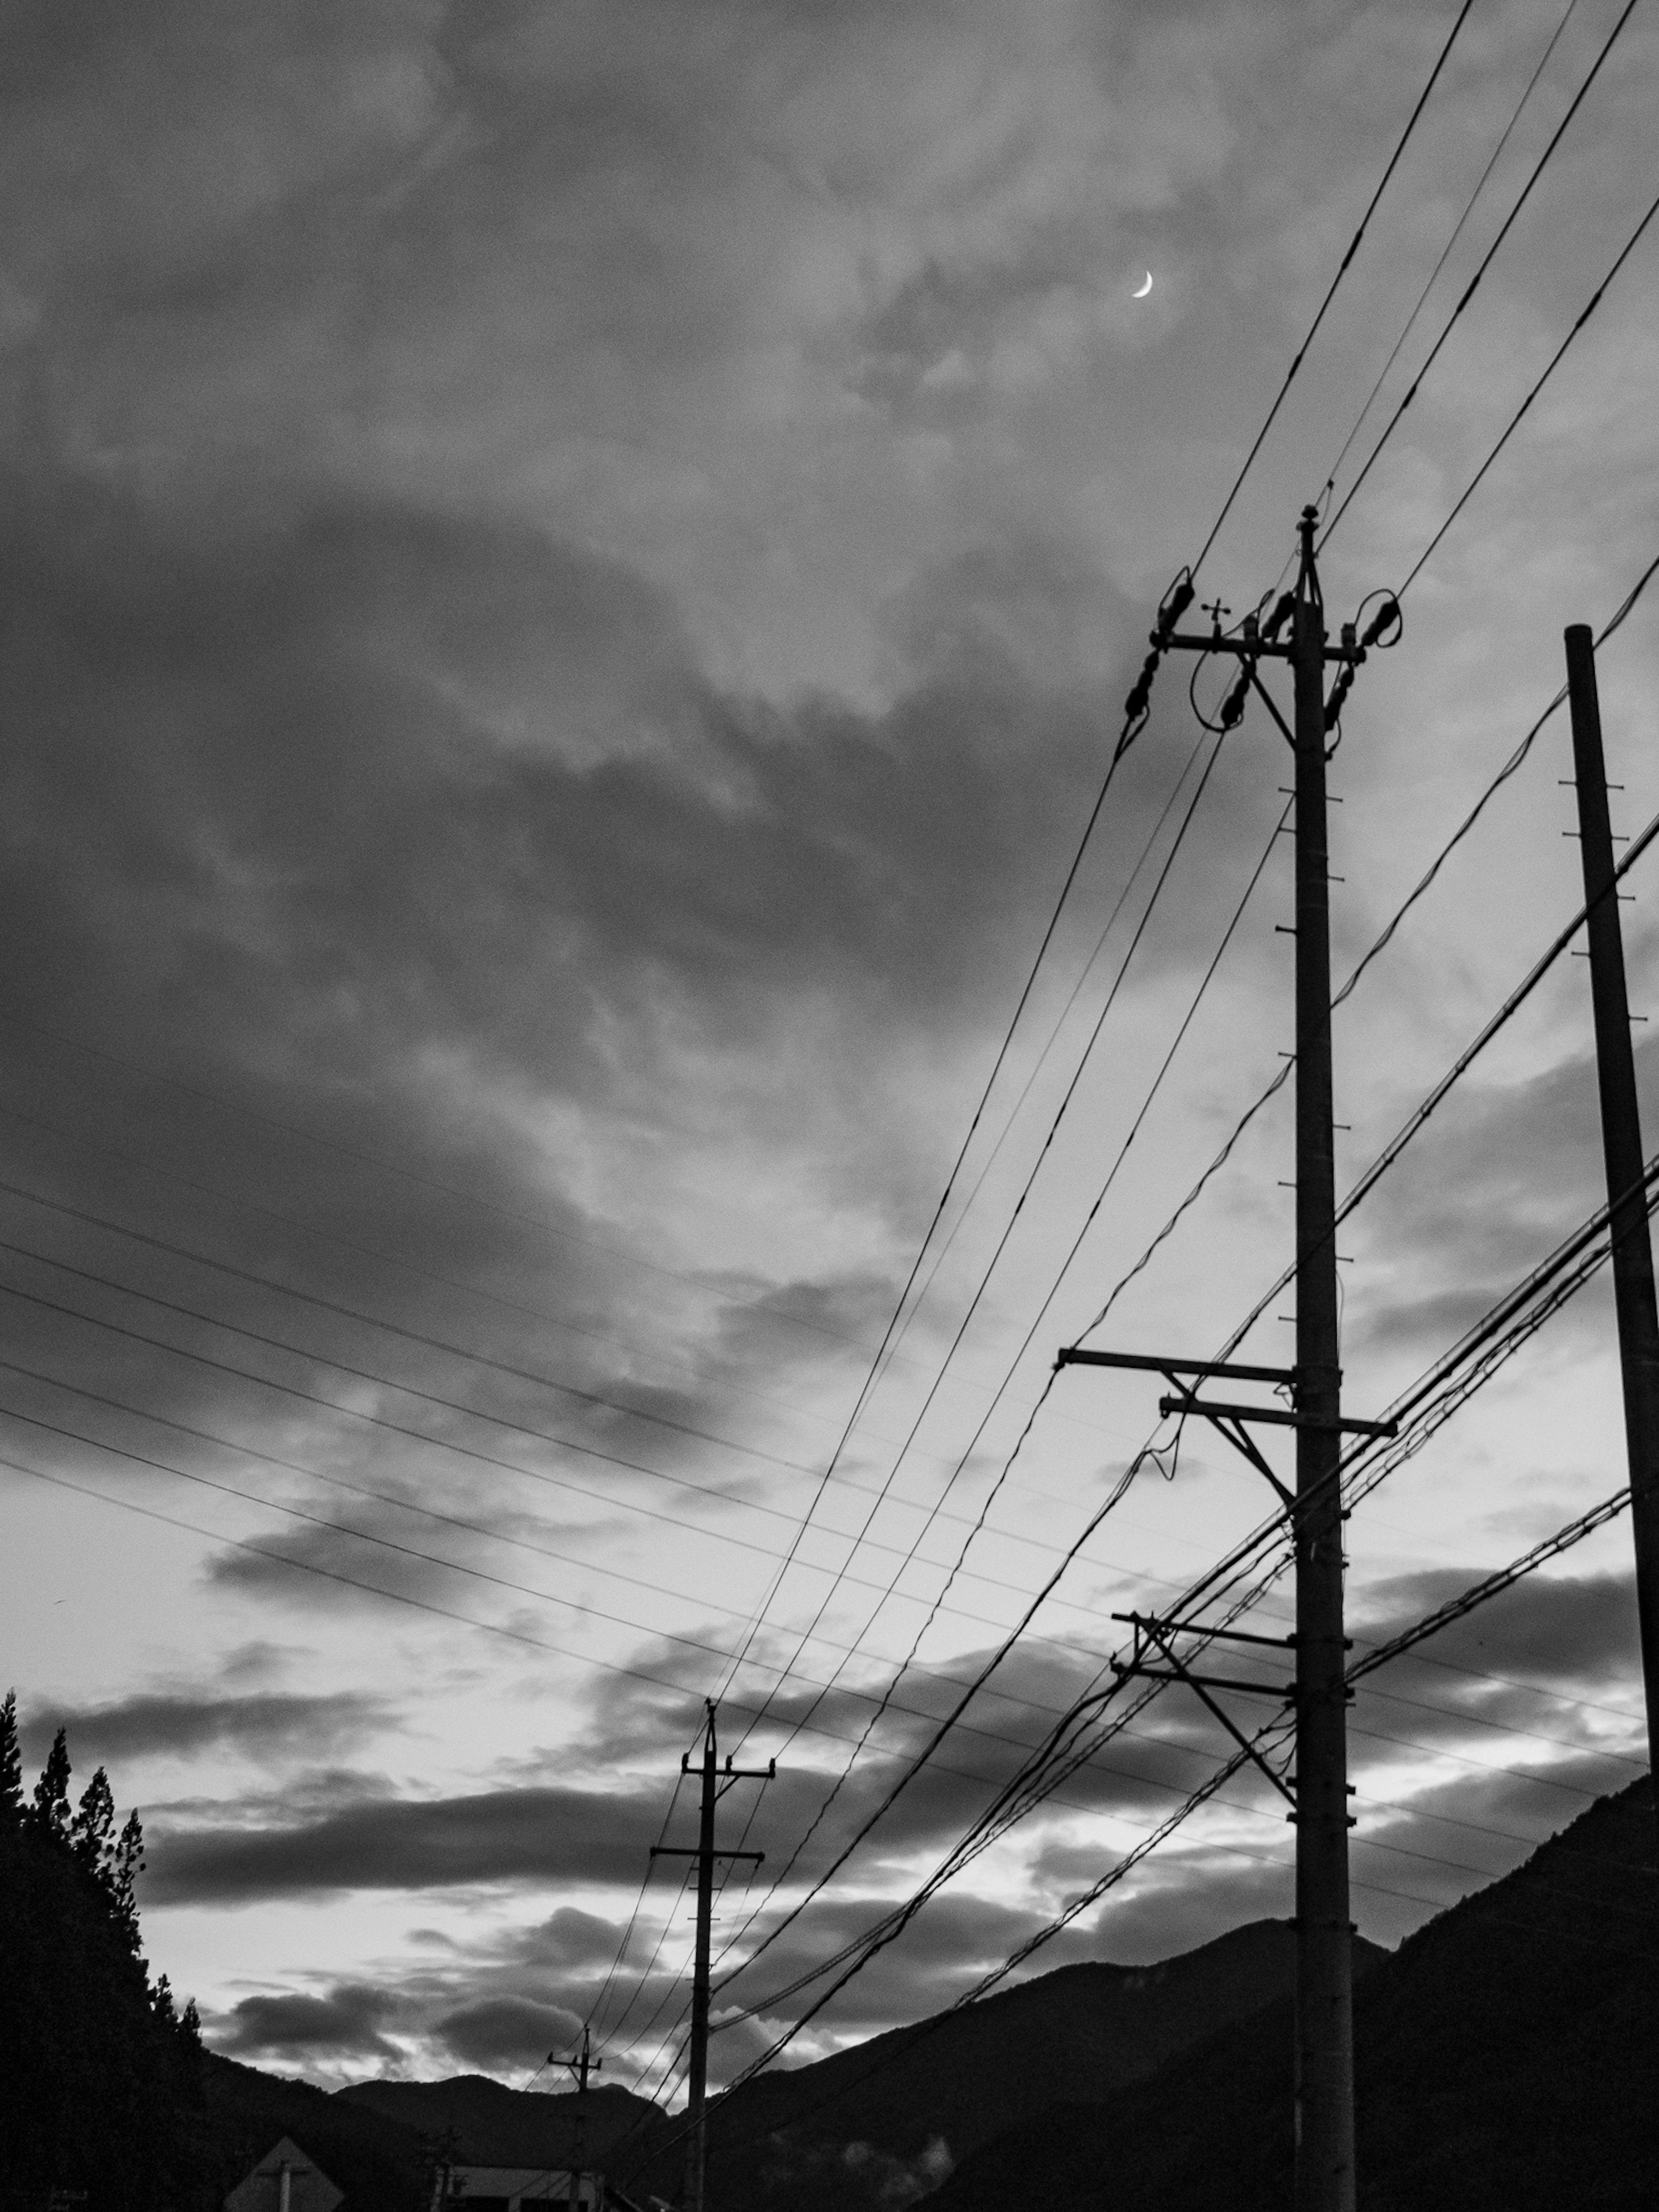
1160;1373;1296;1508
1140;1621;1298;1806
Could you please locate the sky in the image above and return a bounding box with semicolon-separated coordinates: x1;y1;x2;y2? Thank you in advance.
3;0;1659;2107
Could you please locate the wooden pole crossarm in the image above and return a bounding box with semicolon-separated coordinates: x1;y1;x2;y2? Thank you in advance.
1116;1660;1298;1701
1157;1395;1397;1438
650;1845;765;1862
1164;631;1364;665
1056;1346;1296;1385
1115;1611;1295;1651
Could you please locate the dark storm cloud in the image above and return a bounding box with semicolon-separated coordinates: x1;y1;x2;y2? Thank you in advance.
193;1479;632;1621
700;1889;1061;2041
509;1905;636;1971
436;1994;585;2072
137;1620;1229;1913
19;1686;387;1768
1341;1572;1648;1833
219;1981;406;2064
1351;1567;1641;1692
140;1729;979;1909
144;1778;673;1904
0;480;1117;1066
0;470;1190;1535
569;1628;1214;1873
1342;1031;1659;1373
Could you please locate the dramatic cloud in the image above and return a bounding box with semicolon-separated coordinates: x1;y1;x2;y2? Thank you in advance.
436;1994;585;2073
146;1780;676;1906
19;1686;388;1768
5;0;1659;2094
219;1982;407;2066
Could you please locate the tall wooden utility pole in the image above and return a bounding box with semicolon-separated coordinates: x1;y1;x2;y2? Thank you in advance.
1057;509;1399;2212
1564;623;1659;1823
650;1702;774;2212
1287;507;1355;2212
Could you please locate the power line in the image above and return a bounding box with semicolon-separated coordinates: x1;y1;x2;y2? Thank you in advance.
626;480;1659;2125
1319;0;1643;548
0;1395;1270;1812
0;1442;1185;1815
656;724;1255;2036
1351;1478;1653;1687
0;1173;824;1480
703;1058;1653;2022
724;731;1232;1758
720;782;1291;1941
588;1772;688;2047
1396;178;1659;592
1077;542;1659;1344
594;5;1494;2059
639;7;1494;1983
0;1251;1169;1633
705;1348;1649;2098
861;727;1213;1417
0;1011;865;1346
0;1096;934;1453
1190;0;1479;574
703;604;1220;1725
1313;0;1586;509
626;1217;1642;2108
623;978;1659;2114
1111;783;1659;1374
0;1352;1138;1720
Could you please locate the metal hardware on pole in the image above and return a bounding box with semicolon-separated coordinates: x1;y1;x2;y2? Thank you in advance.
649;1702;774;2212
1564;623;1659;1841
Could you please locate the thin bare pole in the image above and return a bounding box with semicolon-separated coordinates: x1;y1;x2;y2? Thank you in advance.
1564;624;1659;1831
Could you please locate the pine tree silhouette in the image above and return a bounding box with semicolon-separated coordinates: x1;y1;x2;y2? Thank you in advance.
0;1689;21;1824
30;1724;72;1846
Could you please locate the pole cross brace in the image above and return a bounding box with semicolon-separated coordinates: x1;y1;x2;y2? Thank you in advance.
1114;1614;1297;1806
1249;666;1296;750
1156;1377;1295;1506
1054;1346;1303;1507
650;1846;765;1862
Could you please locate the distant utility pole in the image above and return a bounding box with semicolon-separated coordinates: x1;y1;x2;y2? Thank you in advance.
1563;623;1659;1833
421;2127;462;2212
1058;509;1400;2212
650;1701;775;2212
556;2021;601;2201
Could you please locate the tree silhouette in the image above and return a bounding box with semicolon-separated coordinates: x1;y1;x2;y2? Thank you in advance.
30;1723;72;1845
0;1691;203;2209
0;1689;21;1822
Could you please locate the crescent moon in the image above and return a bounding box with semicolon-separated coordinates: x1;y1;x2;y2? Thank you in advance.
1133;270;1154;299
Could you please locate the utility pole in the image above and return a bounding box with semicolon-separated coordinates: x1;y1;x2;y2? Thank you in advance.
421;2128;462;2212
556;2022;601;2206
1055;509;1399;2212
1287;506;1355;2212
1564;623;1659;1830
650;1702;774;2212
